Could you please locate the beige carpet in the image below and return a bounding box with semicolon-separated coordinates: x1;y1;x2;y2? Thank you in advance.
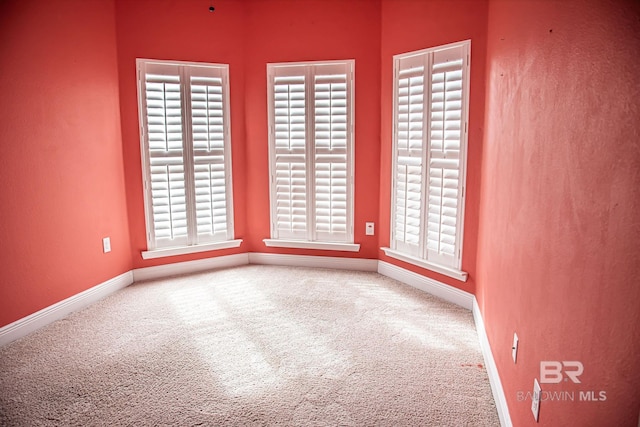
0;265;499;426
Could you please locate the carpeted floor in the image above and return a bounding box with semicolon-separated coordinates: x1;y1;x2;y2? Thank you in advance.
0;265;499;426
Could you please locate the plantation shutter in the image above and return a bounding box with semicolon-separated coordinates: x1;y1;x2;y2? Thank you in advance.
272;74;308;240
189;68;232;243
143;64;188;247
139;60;234;250
313;64;350;242
268;61;354;243
393;56;426;257
426;46;466;266
391;42;469;270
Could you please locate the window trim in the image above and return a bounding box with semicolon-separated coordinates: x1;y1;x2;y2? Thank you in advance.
386;40;471;277
266;59;356;248
263;239;360;252
141;239;242;260
136;58;236;255
381;247;468;282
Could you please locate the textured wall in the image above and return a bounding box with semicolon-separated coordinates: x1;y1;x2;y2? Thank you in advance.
478;0;640;424
0;0;131;327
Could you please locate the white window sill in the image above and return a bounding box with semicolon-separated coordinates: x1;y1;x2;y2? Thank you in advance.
381;247;468;282
142;239;243;260
263;239;360;252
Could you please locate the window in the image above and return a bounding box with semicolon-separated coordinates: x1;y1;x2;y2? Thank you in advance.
136;59;240;259
264;60;359;252
383;41;470;281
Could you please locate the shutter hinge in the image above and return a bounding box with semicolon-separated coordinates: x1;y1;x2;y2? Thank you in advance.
462;186;465;197
467;54;470;65
465;121;468;134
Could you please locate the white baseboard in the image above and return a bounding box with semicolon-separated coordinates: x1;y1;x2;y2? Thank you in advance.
377;261;474;309
132;253;249;282
248;252;378;271
0;271;134;347
473;298;512;427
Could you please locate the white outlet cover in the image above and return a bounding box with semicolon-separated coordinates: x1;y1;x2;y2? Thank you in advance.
103;237;111;253
365;222;374;236
512;333;519;363
531;378;541;422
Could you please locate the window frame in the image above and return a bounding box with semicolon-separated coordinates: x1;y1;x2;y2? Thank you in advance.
264;60;359;252
384;41;471;281
136;58;240;259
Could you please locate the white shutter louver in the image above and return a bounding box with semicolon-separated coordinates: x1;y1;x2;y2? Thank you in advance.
394;66;425;256
191;75;229;241
314;73;348;241
145;71;188;245
427;54;463;261
391;42;469;270
268;61;354;244
273;75;307;239
138;60;234;250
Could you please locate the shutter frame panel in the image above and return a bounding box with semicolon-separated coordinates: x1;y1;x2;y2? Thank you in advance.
314;70;350;241
391;41;470;270
392;55;427;257
142;64;188;246
267;61;354;243
138;60;234;250
426;46;465;265
189;70;230;242
271;74;308;239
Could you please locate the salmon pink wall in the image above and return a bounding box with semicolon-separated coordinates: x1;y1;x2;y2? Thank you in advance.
114;0;248;268
116;0;382;266
243;0;381;259
0;0;131;327
478;0;640;425
379;0;489;293
2;2;638;423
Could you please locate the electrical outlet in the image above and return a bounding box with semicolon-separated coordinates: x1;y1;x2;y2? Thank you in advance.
531;378;541;422
512;333;519;363
365;222;374;236
103;237;111;253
